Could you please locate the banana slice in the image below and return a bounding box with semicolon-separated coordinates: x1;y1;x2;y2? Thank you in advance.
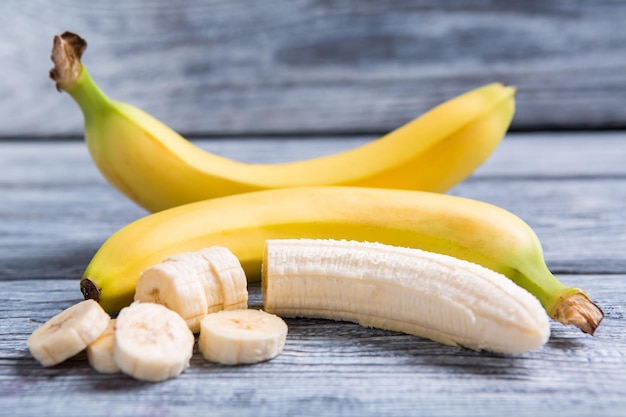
27;299;110;367
201;246;249;310
86;319;119;373
113;302;194;382
135;246;248;333
135;260;209;332
198;309;288;365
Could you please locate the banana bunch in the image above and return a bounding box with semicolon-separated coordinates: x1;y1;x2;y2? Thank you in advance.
50;32;515;213
79;186;603;335
42;32;603;361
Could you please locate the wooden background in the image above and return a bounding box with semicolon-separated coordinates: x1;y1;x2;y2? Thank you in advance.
0;0;625;137
1;2;626;416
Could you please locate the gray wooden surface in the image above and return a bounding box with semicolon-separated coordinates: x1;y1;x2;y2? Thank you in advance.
1;133;625;417
1;0;625;137
1;2;626;415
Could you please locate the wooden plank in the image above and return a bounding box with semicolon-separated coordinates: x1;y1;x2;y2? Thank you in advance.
1;1;625;137
1;133;625;280
1;275;624;417
2;132;626;180
2;175;623;278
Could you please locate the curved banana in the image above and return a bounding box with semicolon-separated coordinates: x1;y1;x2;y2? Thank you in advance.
50;32;515;213
263;239;549;354
80;186;603;335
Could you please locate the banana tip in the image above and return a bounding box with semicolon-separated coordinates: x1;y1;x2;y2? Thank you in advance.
498;81;517;95
80;278;101;303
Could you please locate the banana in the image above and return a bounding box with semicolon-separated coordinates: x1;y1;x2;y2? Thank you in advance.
113;302;195;382
27;299;110;367
50;31;515;213
263;239;550;354
80;186;603;336
86;319;119;373
134;247;249;332
198;309;288;365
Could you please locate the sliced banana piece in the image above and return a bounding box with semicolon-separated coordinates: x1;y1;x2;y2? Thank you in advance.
27;299;110;367
199;309;288;365
135;260;209;332
114;302;194;382
263;239;551;355
201;246;249;311
86;319;119;373
135;246;248;333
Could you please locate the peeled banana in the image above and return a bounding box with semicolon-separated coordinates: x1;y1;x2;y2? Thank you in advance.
50;32;515;212
263;239;550;354
80;186;603;335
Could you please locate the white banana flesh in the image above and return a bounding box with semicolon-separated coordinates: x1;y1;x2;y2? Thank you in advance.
113;302;195;382
134;246;248;333
86;319;119;373
198;309;288;365
27;299;110;367
263;239;551;354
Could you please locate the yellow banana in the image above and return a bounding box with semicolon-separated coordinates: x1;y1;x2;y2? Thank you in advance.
50;32;515;213
80;186;603;336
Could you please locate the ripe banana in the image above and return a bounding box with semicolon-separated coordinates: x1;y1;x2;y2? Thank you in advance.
263;239;550;354
50;32;515;213
86;319;119;374
113;302;195;382
198;309;288;365
80;186;603;336
27;299;110;367
134;247;248;333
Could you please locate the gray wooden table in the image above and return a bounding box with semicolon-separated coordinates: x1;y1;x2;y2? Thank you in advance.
2;1;626;415
1;132;625;417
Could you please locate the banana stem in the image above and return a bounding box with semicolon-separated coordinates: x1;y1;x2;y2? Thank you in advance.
508;259;603;335
552;290;604;335
50;32;86;92
50;31;112;118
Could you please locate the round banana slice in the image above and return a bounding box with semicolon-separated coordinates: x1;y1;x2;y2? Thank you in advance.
113;302;194;382
199;309;288;365
27;299;110;367
86;319;119;373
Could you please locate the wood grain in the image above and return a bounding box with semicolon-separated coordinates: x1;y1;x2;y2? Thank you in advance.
1;276;624;417
1;132;625;416
1;0;625;137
